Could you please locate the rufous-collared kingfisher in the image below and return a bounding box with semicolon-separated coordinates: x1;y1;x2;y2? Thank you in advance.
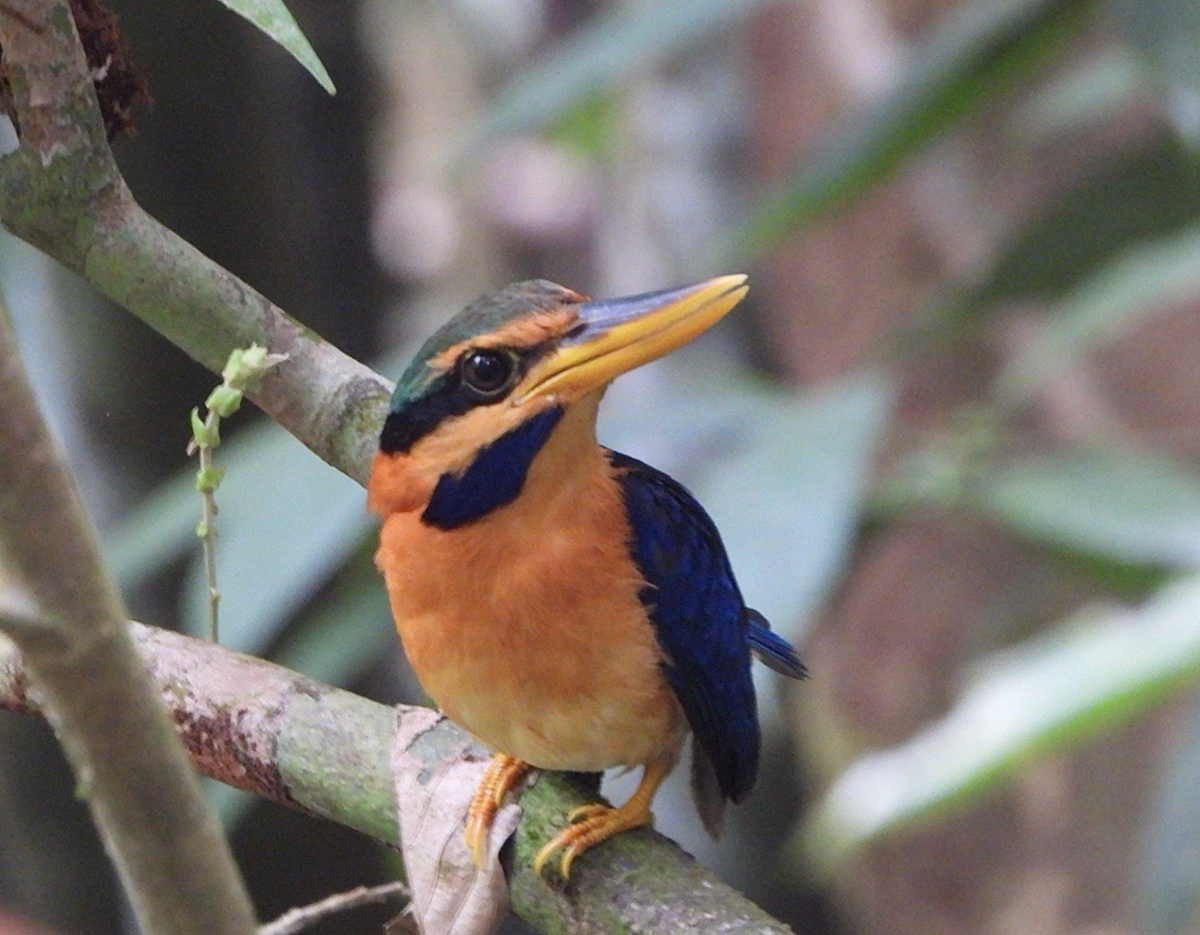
367;275;805;877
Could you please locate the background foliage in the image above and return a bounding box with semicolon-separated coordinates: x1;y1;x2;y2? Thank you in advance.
5;0;1200;932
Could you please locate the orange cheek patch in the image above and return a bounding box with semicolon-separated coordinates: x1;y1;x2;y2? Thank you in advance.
367;451;430;517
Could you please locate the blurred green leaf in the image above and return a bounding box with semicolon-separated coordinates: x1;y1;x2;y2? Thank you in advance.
208;552;396;831
728;0;1091;258
1016;47;1145;142
1105;0;1200;144
972;138;1200;305
996;220;1200;405
269;550;394;685
546;93;621;161
461;0;770;154
214;0;335;94
108;414;371;656
109;348;411;612
107;419;279;590
976;447;1200;567
690;372;893;640
107;474;199;590
805;574;1200;868
1140;692;1200;935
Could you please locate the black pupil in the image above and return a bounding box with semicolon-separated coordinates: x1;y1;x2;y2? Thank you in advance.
463;350;513;394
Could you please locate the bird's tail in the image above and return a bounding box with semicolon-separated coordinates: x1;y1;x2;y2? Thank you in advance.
746;609;807;679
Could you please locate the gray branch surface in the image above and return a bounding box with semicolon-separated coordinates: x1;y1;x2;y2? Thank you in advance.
0;626;795;935
0;305;257;933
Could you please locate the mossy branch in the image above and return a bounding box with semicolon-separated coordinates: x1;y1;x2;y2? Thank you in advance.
0;0;392;487
0;623;795;935
0;301;257;934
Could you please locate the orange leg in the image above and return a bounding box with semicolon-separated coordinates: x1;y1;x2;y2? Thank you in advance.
465;753;533;867
533;757;671;879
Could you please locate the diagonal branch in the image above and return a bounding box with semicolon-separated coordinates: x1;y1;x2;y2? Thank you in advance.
0;0;391;486
0;623;796;935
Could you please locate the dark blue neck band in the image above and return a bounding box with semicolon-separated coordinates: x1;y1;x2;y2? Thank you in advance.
421;407;565;529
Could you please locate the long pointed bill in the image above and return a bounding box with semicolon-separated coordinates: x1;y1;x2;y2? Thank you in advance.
514;274;748;404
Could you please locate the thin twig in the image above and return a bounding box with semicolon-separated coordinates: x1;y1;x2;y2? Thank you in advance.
258;882;410;935
199;435;220;640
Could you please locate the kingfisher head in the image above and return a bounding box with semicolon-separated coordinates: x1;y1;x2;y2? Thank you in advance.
368;275;748;526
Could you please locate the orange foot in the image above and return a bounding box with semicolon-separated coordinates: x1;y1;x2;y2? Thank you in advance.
533;758;670;879
465;753;533;867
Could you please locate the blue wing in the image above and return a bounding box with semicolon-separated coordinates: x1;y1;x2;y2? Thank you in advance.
608;450;765;806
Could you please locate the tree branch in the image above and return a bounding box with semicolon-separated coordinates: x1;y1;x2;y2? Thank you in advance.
0;624;796;935
0;304;257;934
0;0;392;487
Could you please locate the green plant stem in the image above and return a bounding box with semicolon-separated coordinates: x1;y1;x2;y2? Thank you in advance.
199;438;220;641
0;304;257;934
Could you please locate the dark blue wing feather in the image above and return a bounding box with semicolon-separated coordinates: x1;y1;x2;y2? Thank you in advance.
746;609;808;678
608;450;762;804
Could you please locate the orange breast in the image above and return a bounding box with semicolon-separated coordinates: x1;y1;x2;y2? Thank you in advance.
372;406;684;771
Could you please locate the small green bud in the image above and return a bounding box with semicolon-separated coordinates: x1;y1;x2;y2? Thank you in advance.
196;520;209;538
221;348;246;384
189;408;222;449
226;344;288;390
190;407;206;441
195;464;227;493
239;344;268;373
206;385;243;418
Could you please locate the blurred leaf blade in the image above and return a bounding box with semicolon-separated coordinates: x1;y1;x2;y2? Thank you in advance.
1016;46;1145;143
958;138;1200;309
728;0;1091;259
268;551;395;686
108;416;373;657
462;0;771;154
107;419;286;591
976;447;1200;568
996;221;1200;405
1105;0;1200;143
214;0;335;94
690;370;894;640
806;575;1200;868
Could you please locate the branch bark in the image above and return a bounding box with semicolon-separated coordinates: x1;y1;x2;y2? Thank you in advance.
0;304;257;934
0;0;392;487
0;624;796;935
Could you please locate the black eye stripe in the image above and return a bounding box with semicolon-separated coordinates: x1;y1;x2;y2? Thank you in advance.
380;336;565;456
379;371;465;454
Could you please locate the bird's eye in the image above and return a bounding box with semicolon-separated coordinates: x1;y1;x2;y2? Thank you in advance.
461;349;518;397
